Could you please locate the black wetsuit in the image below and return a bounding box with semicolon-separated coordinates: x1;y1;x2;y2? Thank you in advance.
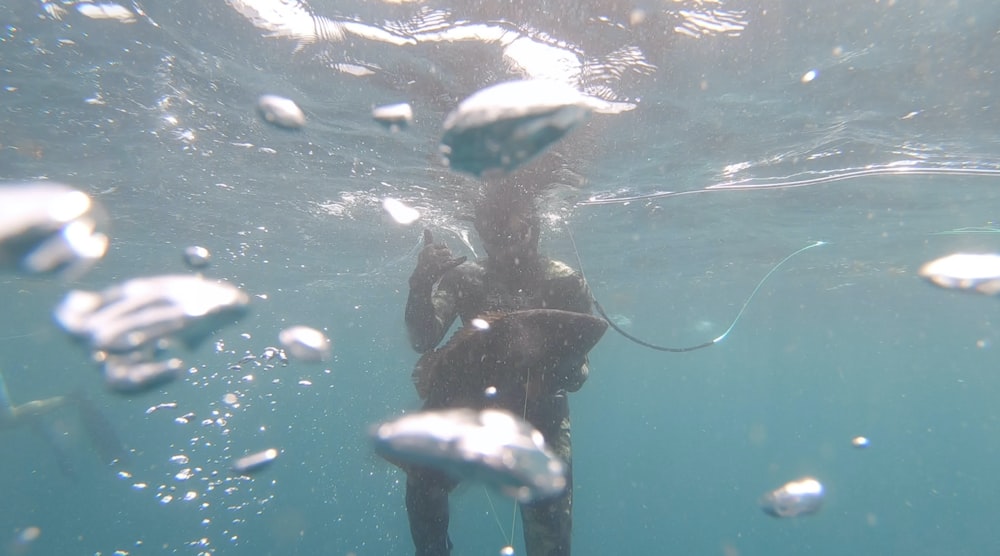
403;257;591;556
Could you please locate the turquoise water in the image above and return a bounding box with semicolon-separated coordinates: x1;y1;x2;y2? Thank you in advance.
2;0;1000;554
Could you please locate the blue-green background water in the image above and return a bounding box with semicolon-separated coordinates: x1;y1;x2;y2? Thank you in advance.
2;0;1000;554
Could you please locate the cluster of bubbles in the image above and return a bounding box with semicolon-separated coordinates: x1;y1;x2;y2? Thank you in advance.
1;180;335;394
0;180;335;553
53;274;251;392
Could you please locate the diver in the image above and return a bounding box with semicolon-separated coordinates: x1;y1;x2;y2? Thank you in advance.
402;182;593;556
0;368;126;477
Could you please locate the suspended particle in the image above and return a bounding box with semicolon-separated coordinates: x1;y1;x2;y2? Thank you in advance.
14;526;41;546
183;246;211;269
257;94;306;129
851;436;870;448
373;102;413;131
231;448;279;475
279;325;331;362
760;477;824;518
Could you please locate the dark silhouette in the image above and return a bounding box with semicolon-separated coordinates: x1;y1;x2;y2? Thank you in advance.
400;183;597;556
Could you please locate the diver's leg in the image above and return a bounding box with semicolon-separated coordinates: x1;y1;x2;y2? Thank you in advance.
30;420;78;479
74;393;127;464
405;466;457;556
522;393;572;556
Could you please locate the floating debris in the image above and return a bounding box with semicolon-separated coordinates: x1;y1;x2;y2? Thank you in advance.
373;102;413;130
440;80;593;176
851;436;870;448
55;274;251;353
278;325;331;362
0;181;109;278
257;94;306;129
919;253;1000;296
232;448;279;475
183;245;212;269
760;477;824;518
373;408;567;502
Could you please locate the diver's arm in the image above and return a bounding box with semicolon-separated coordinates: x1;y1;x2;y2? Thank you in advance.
568;270;595;392
405;229;467;352
406;230;468;352
564;272;594;315
545;262;596;392
544;260;594;315
405;276;460;353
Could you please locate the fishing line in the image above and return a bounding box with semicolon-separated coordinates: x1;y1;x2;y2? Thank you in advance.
481;329;535;551
476;343;550;553
567;226;825;352
497;358;536;549
483;486;518;549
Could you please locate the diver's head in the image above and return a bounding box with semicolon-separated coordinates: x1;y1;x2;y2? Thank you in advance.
473;185;541;266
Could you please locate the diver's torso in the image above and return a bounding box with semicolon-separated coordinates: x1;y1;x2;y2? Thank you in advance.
453;258;586;320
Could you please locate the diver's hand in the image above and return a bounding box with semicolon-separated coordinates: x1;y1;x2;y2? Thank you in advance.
409;229;467;289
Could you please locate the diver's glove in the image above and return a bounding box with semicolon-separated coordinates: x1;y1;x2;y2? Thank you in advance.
553;360;589;393
409;229;467;289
